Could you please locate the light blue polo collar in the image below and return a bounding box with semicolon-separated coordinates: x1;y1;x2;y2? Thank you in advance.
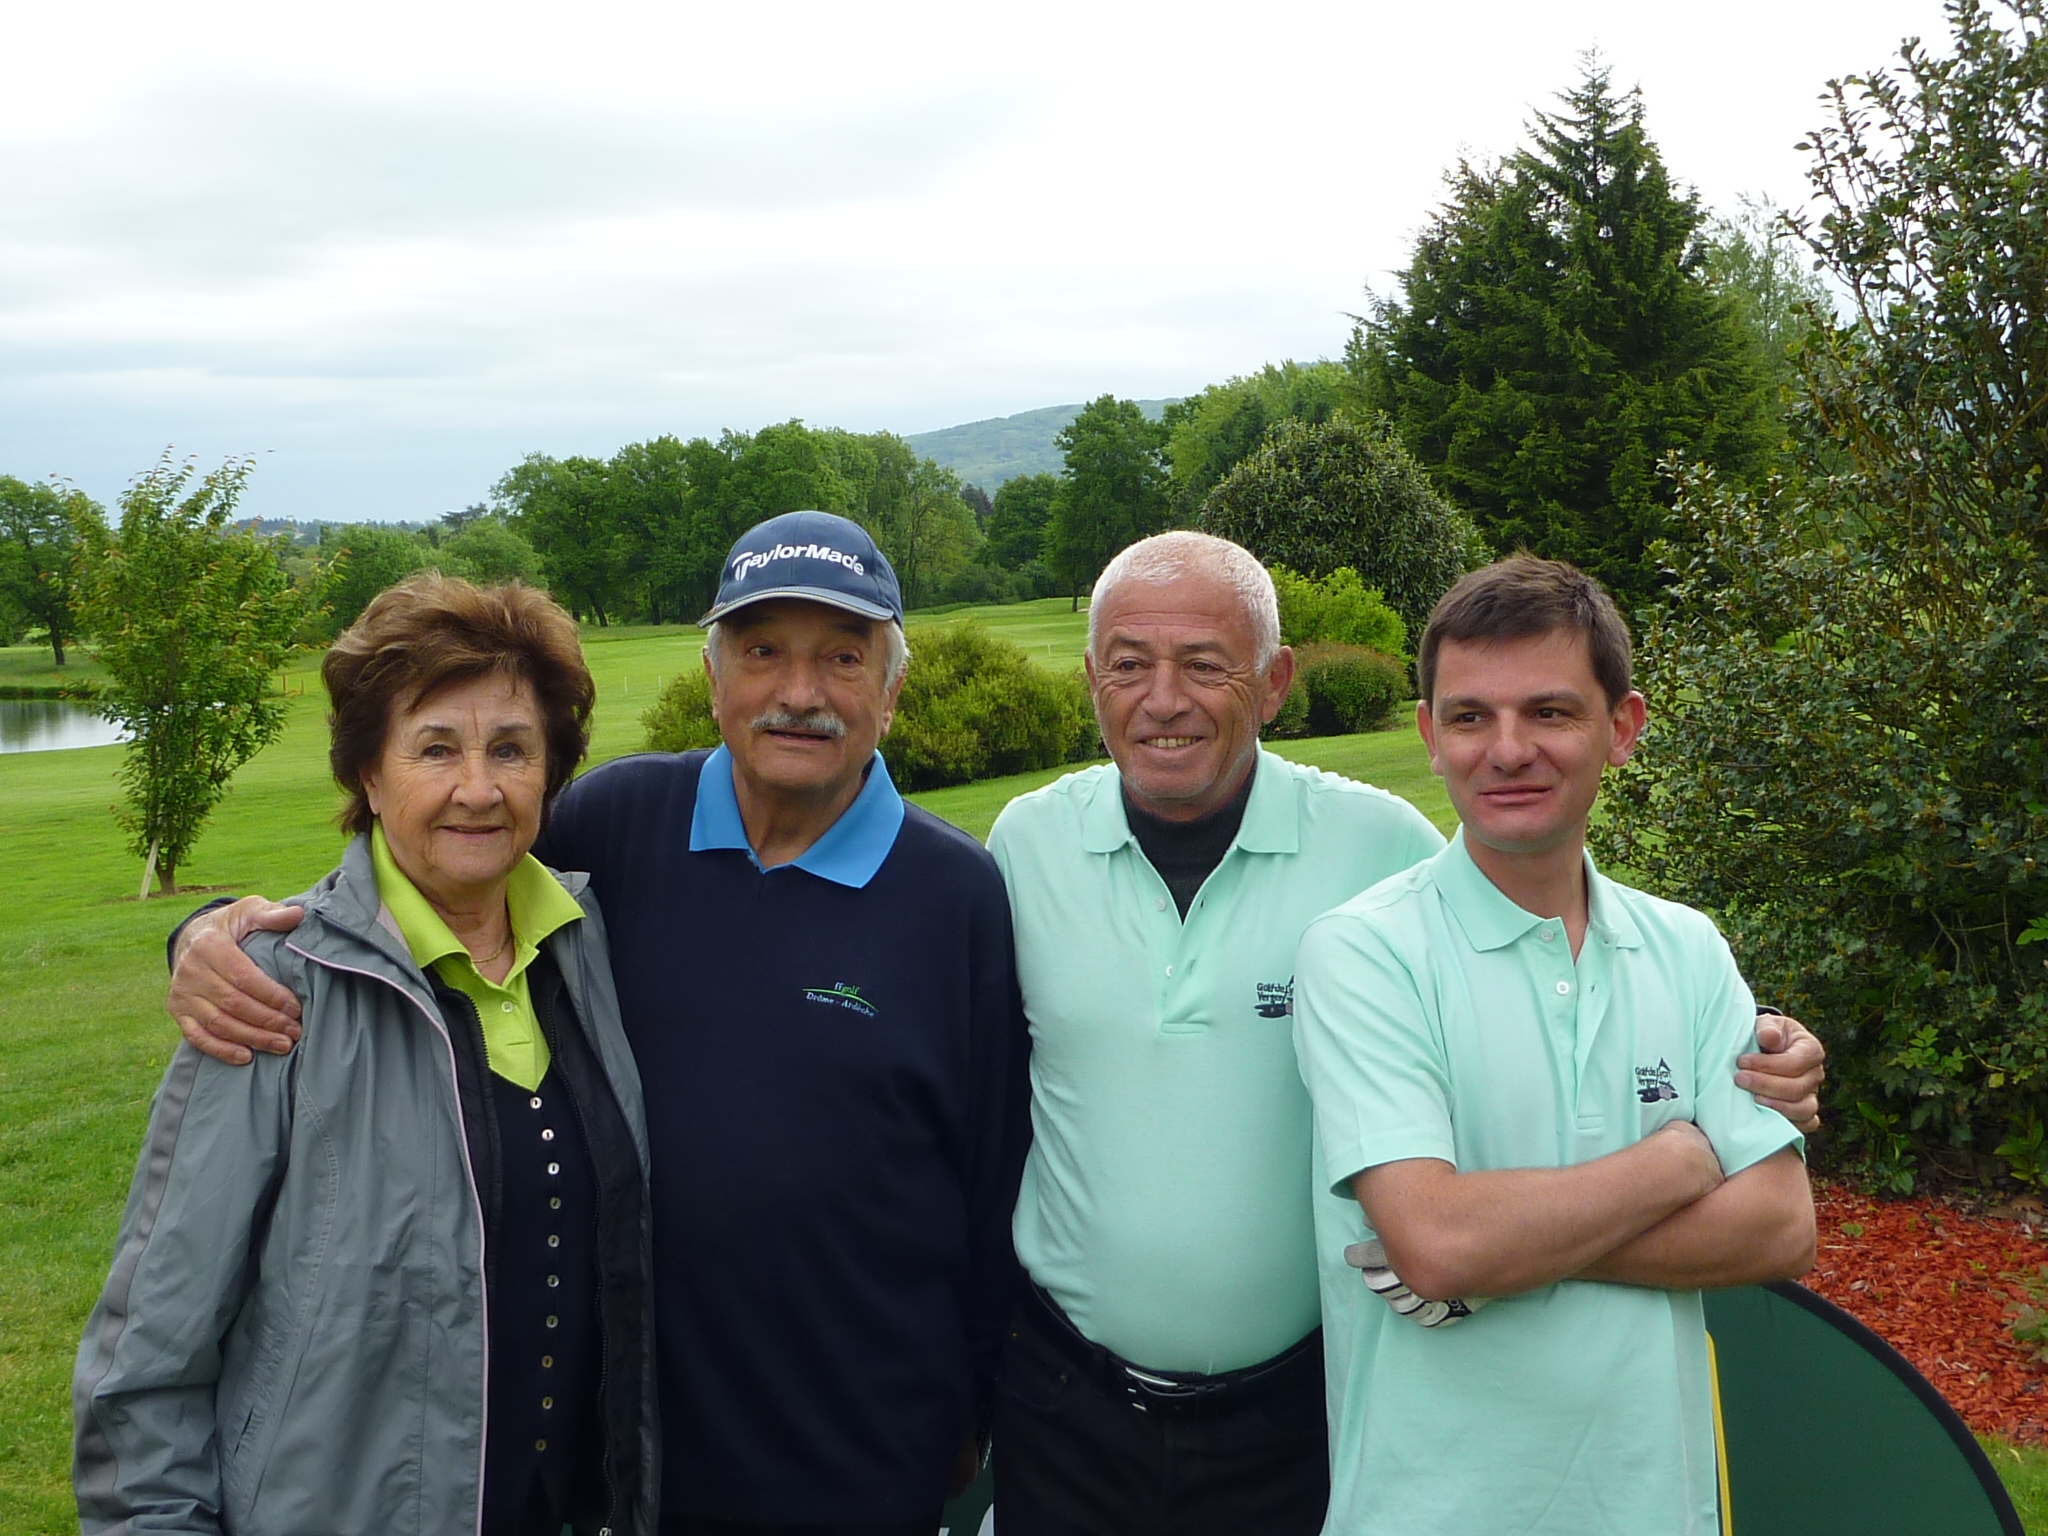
689;742;905;888
1432;826;1644;952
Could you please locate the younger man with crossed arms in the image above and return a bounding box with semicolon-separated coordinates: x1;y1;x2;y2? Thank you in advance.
1294;557;1815;1535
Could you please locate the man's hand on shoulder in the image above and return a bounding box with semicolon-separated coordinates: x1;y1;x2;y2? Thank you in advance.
1739;1012;1825;1134
169;897;306;1065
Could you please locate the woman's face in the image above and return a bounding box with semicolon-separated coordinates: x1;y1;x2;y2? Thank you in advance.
361;671;548;911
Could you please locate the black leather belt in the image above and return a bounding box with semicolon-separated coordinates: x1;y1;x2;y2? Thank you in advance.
1024;1283;1321;1420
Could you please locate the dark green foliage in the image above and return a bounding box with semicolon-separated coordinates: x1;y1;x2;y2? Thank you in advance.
495;422;982;623
0;476;98;666
934;560;1060;606
314;522;431;636
983;473;1058;570
1352;61;1773;609
1199;415;1474;638
1262;678;1312;739
1291;644;1408;736
884;625;1094;790
438;517;541;587
1161;361;1358;518
1592;0;2048;1190
1046;397;1171;605
1270;565;1408;657
639;669;721;754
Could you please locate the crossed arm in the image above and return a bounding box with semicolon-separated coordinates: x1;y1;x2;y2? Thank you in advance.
1353;1127;1815;1304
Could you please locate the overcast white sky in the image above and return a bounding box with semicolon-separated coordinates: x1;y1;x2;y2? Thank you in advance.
1;0;1952;523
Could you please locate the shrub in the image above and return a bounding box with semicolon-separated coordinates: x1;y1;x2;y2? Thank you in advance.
640;669;721;754
888;623;1094;789
1592;1;2048;1190
1292;644;1408;736
1199;415;1478;638
1271;565;1408;656
1262;676;1312;739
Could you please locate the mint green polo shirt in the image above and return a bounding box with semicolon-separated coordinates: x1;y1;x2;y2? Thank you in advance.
1293;830;1805;1536
989;749;1445;1373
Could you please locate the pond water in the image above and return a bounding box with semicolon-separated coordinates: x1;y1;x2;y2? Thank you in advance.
0;699;127;754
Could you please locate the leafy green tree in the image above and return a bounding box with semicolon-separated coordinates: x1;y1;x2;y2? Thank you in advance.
315;523;430;635
440;517;542;587
961;483;993;527
1702;197;1834;410
865;442;981;611
495;454;626;625
74;456;302;895
1046;396;1171;607
1353;61;1772;608
1162;361;1355;517
1200;415;1476;638
983;473;1058;570
607;436;696;622
0;476;100;665
1593;0;2048;1188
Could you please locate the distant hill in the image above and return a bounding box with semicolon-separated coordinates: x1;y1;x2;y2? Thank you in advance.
906;399;1179;491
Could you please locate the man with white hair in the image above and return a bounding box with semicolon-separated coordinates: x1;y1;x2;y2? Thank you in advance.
985;531;1823;1535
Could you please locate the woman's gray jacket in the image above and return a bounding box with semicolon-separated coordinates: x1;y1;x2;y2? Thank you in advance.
72;835;659;1535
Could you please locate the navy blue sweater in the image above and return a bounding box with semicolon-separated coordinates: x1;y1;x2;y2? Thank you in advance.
533;750;1029;1525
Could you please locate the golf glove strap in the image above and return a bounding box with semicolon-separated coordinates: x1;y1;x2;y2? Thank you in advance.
1345;1239;1490;1328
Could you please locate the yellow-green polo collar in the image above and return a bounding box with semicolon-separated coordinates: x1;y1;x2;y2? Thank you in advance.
370;822;584;977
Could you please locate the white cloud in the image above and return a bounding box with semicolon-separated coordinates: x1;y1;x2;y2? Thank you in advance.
0;0;1955;519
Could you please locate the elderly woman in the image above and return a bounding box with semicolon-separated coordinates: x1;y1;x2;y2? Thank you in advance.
74;574;656;1536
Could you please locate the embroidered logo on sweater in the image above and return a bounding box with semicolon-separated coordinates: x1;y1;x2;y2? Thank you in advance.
1636;1058;1680;1104
804;982;877;1019
1255;977;1294;1019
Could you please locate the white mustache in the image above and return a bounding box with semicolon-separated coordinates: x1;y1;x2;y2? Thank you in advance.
752;707;848;739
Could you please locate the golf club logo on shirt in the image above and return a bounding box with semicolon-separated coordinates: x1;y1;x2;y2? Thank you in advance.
1636;1058;1680;1104
1255;977;1294;1019
804;982;877;1019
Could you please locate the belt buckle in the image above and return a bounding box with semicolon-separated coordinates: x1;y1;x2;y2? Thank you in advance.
1121;1365;1220;1414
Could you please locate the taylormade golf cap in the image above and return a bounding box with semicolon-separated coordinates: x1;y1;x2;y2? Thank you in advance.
698;510;903;627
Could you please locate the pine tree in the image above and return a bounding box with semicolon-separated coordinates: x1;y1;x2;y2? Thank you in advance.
1353;61;1772;607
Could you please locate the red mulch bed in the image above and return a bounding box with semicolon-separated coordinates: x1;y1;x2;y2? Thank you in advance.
1805;1178;2048;1442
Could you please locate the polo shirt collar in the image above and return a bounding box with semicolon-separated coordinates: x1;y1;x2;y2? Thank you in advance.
369;821;584;974
1434;826;1644;952
1082;749;1299;856
689;741;905;888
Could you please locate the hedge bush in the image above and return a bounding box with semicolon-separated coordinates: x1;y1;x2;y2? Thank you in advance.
1288;644;1407;737
1270;565;1408;656
640;669;721;753
888;623;1094;789
643;623;1095;790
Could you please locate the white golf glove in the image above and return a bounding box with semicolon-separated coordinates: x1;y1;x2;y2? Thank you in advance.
1344;1239;1490;1328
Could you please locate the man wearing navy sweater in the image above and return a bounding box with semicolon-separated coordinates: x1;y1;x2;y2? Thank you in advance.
167;515;1031;1536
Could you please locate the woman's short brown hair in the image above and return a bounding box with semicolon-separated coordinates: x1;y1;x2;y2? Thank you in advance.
1417;555;1634;707
323;573;595;836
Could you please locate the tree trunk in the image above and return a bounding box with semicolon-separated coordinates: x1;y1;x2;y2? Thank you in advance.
50;633;65;667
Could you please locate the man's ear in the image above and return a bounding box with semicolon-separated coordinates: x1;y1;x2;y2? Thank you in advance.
1415;699;1443;776
1607;690;1648;766
1258;646;1297;724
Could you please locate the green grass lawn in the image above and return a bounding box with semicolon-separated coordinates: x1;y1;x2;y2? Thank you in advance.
3;604;2041;1532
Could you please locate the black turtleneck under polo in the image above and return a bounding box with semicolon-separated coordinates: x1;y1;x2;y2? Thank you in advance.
1121;766;1255;919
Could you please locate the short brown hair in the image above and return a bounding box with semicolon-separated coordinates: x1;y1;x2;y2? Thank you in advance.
323;573;595;836
1417;555;1633;706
